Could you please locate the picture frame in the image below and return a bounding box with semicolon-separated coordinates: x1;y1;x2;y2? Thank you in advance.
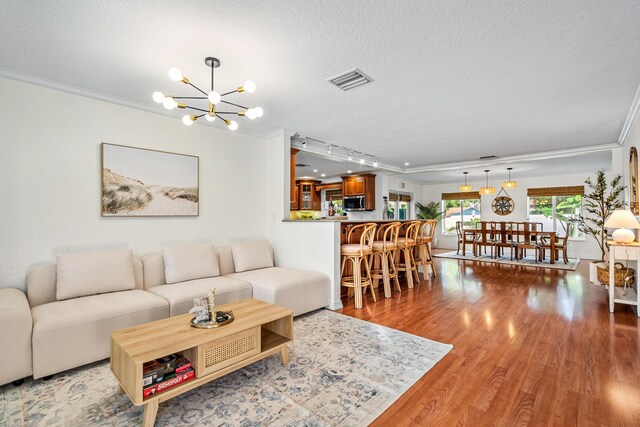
101;143;199;217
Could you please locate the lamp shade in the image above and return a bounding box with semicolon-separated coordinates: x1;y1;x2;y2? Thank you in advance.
604;209;640;229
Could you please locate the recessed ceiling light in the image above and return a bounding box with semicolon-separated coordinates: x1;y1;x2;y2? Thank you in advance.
313;169;318;172
347;170;352;173
404;162;410;166
321;173;326;177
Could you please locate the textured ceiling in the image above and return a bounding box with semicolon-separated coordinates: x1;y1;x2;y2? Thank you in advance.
1;1;639;169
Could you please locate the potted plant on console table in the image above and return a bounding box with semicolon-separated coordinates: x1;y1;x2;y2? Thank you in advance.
576;169;626;284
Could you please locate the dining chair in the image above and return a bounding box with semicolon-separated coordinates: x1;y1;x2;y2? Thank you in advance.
516;222;542;262
494;221;519;260
540;222;572;263
474;221;498;258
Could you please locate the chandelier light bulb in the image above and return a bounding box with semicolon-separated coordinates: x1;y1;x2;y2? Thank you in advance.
208;91;221;104
162;97;178;110
243;80;256;93
182;115;194;126
152;91;165;103
253;107;263;117
168;68;184;82
246;108;257;120
227;120;238;131
205;113;216;122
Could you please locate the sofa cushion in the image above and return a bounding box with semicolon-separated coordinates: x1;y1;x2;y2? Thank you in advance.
56;248;136;301
231;240;274;273
148;276;252;316
163;243;220;284
31;289;168;378
227;267;331;316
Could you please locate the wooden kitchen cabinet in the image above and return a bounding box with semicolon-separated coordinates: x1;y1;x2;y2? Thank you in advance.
344;177;365;196
296;179;321;211
290;148;299;210
341;173;376;210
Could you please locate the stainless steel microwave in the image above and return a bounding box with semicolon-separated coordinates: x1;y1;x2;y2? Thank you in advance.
343;195;366;211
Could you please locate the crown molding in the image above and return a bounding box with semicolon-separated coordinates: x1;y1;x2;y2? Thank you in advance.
619;83;640;146
403;143;619;174
0;67;278;140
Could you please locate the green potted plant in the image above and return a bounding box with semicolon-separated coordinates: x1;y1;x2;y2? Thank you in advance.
416;201;444;247
576;169;626;283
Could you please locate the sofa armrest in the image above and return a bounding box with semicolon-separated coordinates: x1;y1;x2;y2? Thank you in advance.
0;288;33;385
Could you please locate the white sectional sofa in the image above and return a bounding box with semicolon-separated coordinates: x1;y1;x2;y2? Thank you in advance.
142;241;331;317
26;250;169;379
1;240;331;385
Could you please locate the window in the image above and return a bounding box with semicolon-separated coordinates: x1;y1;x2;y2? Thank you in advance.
441;198;481;234
528;194;583;239
388;192;412;220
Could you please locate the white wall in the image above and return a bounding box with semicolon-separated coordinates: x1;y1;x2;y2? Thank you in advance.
0;77;267;290
421;172;608;260
264;134;342;309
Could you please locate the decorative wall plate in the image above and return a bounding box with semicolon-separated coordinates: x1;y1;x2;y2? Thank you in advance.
492;188;514;216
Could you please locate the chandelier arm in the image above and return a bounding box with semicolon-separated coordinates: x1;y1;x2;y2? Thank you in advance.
216;111;240;115
183;105;210;113
220;100;247;109
187;82;208;96
215;114;227;122
220;89;238;96
173;96;207;100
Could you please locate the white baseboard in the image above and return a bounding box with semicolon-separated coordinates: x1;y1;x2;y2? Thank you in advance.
326;300;343;310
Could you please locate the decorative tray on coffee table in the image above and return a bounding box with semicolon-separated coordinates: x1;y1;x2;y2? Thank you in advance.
190;311;234;329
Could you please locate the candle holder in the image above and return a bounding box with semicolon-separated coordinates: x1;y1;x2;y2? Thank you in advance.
189;288;234;329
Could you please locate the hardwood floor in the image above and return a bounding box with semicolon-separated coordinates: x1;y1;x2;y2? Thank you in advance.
338;257;640;426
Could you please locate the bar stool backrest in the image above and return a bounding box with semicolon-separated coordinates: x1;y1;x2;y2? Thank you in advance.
427;219;438;240
400;221;421;243
346;223;377;256
377;222;401;250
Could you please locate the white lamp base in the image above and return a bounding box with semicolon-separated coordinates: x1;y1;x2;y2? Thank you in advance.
612;228;635;244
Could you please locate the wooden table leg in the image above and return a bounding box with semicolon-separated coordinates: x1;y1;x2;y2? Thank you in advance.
550;234;556;264
279;345;290;365
142;400;159;427
116;383;125;395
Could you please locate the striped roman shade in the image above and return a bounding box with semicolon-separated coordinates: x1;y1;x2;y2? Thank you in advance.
527;186;584;197
389;192;412;202
442;191;481;200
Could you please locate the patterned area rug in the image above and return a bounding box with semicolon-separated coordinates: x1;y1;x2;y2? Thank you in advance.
0;310;452;427
435;251;580;271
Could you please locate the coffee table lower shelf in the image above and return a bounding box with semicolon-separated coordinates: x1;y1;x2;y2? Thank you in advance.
110;299;293;427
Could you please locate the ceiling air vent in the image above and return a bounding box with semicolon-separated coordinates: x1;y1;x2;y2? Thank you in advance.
327;68;373;91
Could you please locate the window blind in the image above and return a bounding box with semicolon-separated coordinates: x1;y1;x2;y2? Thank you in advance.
389;192;412;202
325;189;342;201
441;191;481;200
527;186;584;197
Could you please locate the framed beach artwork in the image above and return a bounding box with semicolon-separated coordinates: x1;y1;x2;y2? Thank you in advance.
101;143;199;217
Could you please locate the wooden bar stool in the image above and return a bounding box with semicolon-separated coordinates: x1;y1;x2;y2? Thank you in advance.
370;222;402;298
395;221;421;289
340;223;377;309
415;220;438;278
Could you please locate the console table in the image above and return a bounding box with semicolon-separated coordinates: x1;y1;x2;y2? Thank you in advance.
607;241;640;316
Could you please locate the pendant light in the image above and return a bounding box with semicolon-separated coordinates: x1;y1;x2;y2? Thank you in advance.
459;171;472;192
502;167;517;189
479;170;496;195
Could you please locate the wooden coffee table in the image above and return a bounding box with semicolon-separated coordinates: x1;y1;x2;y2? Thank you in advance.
110;298;293;426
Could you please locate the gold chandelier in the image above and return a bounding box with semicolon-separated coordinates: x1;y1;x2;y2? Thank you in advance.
502;167;517;189
153;56;263;131
479;169;496;195
459;171;472;192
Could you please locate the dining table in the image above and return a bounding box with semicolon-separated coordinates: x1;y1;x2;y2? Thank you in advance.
461;228;559;263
